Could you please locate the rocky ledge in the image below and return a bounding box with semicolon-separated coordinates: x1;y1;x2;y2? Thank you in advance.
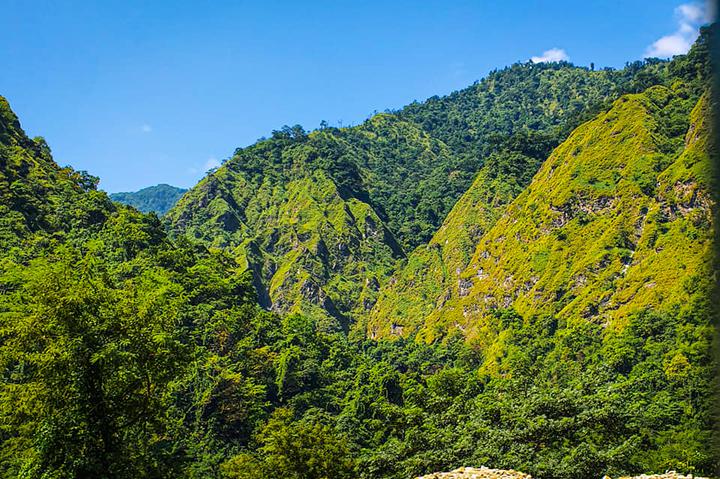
416;467;532;479
415;468;710;479
614;473;710;479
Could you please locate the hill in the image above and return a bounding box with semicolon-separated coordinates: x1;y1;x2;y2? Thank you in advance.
110;183;187;215
167;59;671;327
368;28;713;340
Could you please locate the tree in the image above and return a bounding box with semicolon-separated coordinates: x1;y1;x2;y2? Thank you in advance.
222;408;355;479
0;244;186;478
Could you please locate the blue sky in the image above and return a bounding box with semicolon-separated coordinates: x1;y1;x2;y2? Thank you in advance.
0;0;712;192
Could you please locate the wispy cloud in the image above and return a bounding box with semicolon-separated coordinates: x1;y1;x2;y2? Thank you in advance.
645;2;713;58
531;48;569;64
141;124;152;133
187;157;222;175
204;157;221;170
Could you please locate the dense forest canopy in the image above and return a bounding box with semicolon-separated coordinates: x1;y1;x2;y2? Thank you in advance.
0;25;716;479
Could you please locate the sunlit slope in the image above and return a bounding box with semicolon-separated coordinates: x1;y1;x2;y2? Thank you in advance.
0;96;114;252
366;149;539;337
167;47;695;329
371;85;712;341
166;128;406;328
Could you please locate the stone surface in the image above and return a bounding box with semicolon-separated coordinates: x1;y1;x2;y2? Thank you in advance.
615;473;709;479
416;466;533;479
415;468;711;479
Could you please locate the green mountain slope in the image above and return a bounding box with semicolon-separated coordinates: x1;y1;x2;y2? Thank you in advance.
110;184;187;215
165;127;406;329
366;130;553;336
398;59;670;164
167;60;671;327
368;30;713;340
374;84;712;342
0;96;113;252
0;95;286;478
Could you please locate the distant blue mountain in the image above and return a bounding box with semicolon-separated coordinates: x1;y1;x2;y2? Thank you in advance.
110;184;187;216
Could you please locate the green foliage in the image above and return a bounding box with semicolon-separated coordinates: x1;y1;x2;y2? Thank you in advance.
222;409;355;479
0;26;716;479
0;244;187;477
370;36;713;341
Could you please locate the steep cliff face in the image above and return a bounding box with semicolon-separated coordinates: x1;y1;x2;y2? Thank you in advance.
372;85;712;342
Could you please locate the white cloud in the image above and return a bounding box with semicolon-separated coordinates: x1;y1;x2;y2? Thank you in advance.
187;157;222;176
646;34;693;57
141;124;152;133
677;3;705;22
645;2;712;58
204;157;221;171
531;48;569;64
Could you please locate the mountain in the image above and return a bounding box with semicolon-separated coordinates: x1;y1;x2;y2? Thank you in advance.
167;60;671;327
368;29;713;340
373;83;712;341
0;96;114;253
110;184;187;215
0;26;716;479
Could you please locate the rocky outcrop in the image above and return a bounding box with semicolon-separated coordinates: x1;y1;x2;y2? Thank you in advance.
416;466;532;479
415;468;710;479
613;473;710;479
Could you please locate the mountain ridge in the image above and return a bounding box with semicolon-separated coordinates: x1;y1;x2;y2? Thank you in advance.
367;28;713;341
110;183;187;215
166;57;678;327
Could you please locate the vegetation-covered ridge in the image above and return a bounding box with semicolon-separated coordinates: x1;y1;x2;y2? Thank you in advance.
167;56;677;327
0;95;113;252
368;27;713;340
372;85;712;341
110;183;187;215
0;25;716;479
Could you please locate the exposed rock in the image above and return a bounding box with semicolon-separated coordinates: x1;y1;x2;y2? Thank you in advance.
458;278;473;297
415;468;708;479
416;466;532;479
614;473;709;479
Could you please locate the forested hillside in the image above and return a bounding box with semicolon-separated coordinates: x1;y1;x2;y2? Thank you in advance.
110;184;187;215
0;95;282;477
166;57;678;326
0;25;716;479
369;28;713;340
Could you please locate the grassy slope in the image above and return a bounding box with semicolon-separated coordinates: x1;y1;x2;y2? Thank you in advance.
167;62;665;327
384;85;712;342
